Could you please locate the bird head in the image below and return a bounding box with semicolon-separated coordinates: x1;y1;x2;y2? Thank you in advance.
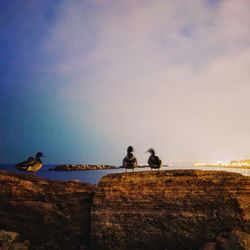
36;152;45;159
127;146;134;153
147;148;155;155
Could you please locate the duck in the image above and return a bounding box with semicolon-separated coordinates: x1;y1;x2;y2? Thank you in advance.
16;152;45;173
147;148;162;170
122;146;137;172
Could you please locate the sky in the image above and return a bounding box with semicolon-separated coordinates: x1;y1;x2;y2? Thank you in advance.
1;0;250;165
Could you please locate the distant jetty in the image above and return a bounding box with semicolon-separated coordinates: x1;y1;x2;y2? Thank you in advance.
50;164;169;171
49;164;117;171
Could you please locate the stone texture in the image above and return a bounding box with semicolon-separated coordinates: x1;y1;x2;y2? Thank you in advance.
91;170;250;250
201;230;250;250
0;170;95;250
215;232;244;250
0;229;29;250
0;230;19;249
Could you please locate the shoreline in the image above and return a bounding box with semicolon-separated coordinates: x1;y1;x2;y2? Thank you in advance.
195;164;250;169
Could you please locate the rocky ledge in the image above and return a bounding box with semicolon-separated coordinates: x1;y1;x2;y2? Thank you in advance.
0;170;95;250
0;169;249;250
91;170;250;250
50;164;117;171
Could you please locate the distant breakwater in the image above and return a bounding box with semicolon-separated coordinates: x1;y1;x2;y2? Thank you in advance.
49;164;117;171
49;164;167;171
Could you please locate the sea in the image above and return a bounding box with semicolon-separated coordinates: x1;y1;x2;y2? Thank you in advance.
0;164;249;185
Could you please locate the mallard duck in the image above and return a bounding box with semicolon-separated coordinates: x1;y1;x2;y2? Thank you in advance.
147;148;162;170
122;146;137;172
16;152;45;173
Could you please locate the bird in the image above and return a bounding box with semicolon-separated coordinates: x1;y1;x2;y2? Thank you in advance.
122;146;137;172
16;152;45;173
147;148;162;170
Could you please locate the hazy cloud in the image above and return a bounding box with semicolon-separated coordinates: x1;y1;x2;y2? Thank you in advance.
43;0;250;164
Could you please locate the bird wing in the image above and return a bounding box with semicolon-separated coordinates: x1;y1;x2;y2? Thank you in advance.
26;160;38;167
16;157;35;170
123;155;137;167
16;158;32;166
16;159;38;171
149;156;162;166
129;156;137;167
122;157;127;167
27;162;42;172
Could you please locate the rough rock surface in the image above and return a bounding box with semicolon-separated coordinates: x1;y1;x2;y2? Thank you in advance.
0;229;29;250
91;170;250;250
200;230;250;250
50;164;117;171
0;170;95;250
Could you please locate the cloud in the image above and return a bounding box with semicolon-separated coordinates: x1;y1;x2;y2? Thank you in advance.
43;0;250;164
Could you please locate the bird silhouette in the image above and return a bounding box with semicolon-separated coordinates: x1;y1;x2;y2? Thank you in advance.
16;152;45;173
147;148;162;170
122;146;137;172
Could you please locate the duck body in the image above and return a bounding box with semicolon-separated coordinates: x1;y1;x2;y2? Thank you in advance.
147;149;162;170
16;152;44;173
16;157;35;171
123;146;137;171
26;160;43;172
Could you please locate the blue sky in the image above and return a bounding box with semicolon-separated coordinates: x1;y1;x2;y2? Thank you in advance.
1;0;250;164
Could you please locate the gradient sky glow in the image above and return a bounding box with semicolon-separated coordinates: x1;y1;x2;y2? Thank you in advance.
1;0;250;165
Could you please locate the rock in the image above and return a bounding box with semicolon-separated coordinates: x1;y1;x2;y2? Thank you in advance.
11;242;29;250
0;170;95;250
0;230;28;250
50;164;117;171
0;230;19;249
1;169;249;250
91;170;250;250
232;230;250;249
200;242;216;250
200;230;250;250
215;230;250;250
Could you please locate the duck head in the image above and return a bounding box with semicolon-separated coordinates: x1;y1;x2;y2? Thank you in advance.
35;152;45;159
127;146;134;154
147;148;155;155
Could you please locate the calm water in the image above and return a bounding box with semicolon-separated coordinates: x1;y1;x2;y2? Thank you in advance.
0;164;249;184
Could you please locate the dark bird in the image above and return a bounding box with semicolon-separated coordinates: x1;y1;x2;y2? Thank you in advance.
122;146;137;172
147;148;162;170
16;152;45;173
